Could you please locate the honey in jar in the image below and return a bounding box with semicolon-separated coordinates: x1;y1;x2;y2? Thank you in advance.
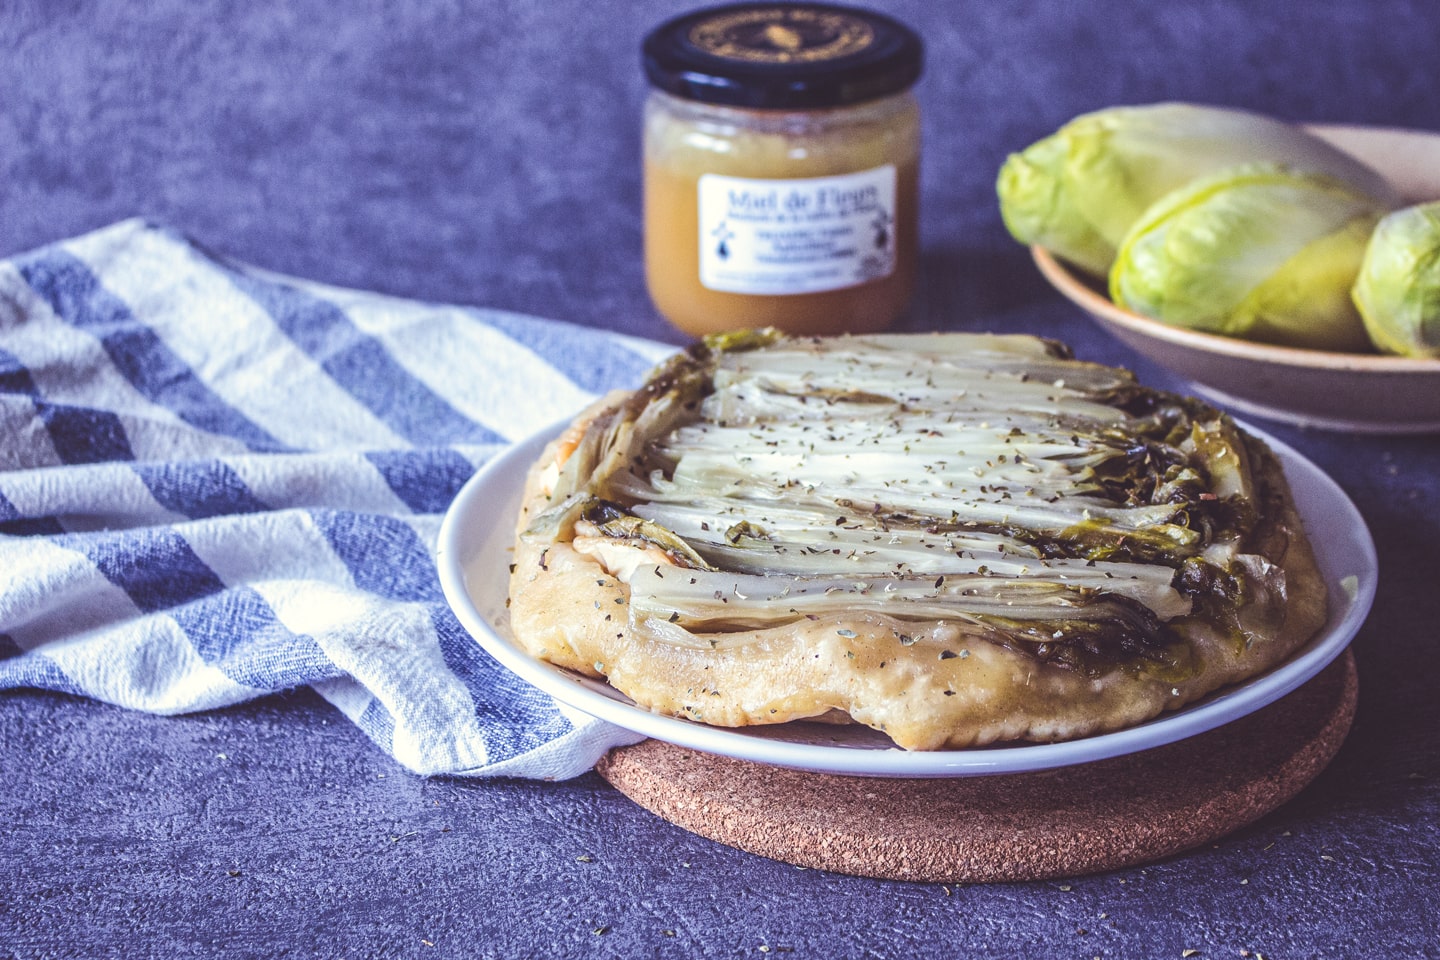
641;3;923;337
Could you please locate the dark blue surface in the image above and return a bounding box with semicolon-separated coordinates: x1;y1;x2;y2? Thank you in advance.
3;1;1439;957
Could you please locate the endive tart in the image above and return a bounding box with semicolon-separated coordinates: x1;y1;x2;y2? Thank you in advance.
507;331;1326;750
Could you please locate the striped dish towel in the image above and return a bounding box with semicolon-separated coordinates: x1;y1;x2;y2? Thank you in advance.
0;219;670;778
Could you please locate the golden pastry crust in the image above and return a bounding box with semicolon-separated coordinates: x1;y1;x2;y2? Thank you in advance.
506;333;1327;750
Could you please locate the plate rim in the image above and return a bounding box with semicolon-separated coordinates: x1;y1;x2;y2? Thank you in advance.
437;415;1376;778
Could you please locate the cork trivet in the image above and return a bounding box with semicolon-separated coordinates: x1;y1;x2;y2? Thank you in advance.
595;649;1357;883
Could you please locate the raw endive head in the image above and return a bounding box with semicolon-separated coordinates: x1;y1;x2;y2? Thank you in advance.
1351;202;1440;358
1109;163;1386;352
997;102;1398;276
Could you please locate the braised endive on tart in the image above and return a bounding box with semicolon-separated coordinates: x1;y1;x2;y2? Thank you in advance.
507;330;1327;750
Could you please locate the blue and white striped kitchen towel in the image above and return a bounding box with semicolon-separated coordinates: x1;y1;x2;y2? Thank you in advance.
0;218;669;779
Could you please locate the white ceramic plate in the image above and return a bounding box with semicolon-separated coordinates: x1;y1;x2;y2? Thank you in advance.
437;420;1376;777
1035;124;1440;434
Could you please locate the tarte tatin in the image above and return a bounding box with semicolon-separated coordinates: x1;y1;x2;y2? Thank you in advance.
506;331;1326;750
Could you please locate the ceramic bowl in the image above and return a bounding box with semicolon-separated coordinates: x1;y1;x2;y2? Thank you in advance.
1033;124;1440;434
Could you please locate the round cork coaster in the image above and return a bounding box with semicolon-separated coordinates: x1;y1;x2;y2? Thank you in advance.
595;649;1357;883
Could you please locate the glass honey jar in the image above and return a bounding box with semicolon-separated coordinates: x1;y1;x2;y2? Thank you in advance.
642;3;923;337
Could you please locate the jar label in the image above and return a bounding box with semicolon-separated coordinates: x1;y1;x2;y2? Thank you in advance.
697;165;897;295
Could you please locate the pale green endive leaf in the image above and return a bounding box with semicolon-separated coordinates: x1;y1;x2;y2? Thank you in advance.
1110;163;1383;352
997;102;1398;276
1352;201;1440;358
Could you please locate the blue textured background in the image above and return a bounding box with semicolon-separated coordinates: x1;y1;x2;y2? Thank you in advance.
3;1;1439;957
